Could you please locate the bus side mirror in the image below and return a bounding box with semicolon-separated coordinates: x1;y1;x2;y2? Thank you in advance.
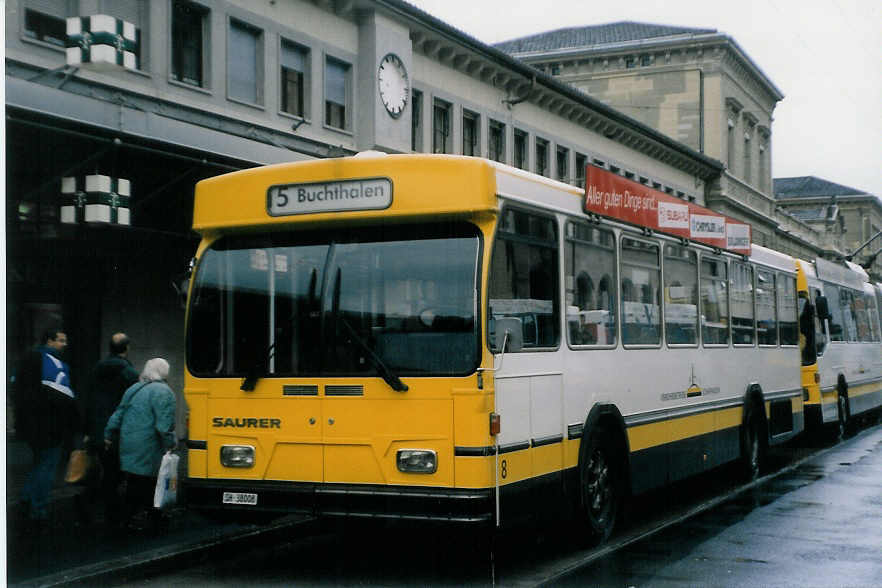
815;295;830;321
492;317;524;353
171;257;195;310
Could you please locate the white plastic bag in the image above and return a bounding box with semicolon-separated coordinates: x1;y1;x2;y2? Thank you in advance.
153;451;180;509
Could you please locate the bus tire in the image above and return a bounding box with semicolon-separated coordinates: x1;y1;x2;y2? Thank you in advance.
741;402;767;481
578;425;621;544
836;380;851;440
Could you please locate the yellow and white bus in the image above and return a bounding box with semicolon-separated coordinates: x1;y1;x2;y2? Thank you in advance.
183;153;805;540
796;257;882;437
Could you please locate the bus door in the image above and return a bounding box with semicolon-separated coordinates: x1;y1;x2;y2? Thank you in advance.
488;208;565;484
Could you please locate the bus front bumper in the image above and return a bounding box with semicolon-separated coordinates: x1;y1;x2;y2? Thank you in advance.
184;478;494;524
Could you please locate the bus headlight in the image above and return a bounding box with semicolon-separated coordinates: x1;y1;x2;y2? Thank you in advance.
220;445;255;468
396;449;437;474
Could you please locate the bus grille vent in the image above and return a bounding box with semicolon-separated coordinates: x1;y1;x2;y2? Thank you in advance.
325;385;364;396
283;385;318;396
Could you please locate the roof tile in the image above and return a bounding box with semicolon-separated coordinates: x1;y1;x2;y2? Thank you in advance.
494;21;717;54
773;176;867;198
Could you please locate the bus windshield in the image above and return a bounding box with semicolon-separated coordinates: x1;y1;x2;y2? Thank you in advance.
186;223;481;379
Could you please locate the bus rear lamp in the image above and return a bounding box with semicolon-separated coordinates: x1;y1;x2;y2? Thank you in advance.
396;449;437;474
490;412;501;436
802;387;810;401
814;372;821;384
220;445;255;468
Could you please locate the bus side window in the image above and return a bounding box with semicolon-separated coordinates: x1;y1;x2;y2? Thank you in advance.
700;255;729;346
814;288;828;355
755;268;777;346
778;274;798;346
663;243;698;346
621;237;660;346
866;292;882;342
798;291;816;365
875;287;882;340
824;286;846;342
488;209;560;349
731;262;755;345
565;222;617;347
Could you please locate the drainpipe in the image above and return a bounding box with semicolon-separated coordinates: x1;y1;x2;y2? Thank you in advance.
699;71;704;153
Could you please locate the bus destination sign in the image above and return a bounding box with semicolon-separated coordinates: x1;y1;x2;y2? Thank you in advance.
267;177;392;216
583;164;751;255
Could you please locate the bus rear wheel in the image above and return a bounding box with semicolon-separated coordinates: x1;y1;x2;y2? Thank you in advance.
579;427;620;544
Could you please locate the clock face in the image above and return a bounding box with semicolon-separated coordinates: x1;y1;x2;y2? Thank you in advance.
378;53;409;118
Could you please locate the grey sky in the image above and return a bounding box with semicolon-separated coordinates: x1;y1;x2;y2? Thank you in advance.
408;0;882;197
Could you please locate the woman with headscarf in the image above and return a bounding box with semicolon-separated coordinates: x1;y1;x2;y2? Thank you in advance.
104;358;176;531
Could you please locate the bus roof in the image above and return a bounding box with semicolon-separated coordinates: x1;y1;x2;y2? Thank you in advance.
750;244;796;273
192;154;499;232
814;257;869;290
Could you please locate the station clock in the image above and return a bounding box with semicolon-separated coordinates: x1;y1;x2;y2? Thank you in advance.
377;53;409;118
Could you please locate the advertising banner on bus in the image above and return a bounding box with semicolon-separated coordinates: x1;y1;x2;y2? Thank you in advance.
583;164;751;255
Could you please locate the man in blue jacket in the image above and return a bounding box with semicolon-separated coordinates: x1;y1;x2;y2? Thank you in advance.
14;329;78;522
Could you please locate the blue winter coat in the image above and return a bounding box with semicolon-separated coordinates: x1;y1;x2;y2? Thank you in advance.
104;380;176;476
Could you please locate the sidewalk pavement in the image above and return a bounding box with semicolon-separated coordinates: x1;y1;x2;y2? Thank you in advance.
5;439;314;587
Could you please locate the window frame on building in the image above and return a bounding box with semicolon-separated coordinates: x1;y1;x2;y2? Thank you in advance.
462;109;479;156
535;137;549;177
556;145;569;183
411;89;423;152
432;98;452;154
171;0;210;89
23;8;67;47
227;18;264;106
280;38;309;120
574;152;587;188
513;129;528;170
324;55;352;131
488;119;505;163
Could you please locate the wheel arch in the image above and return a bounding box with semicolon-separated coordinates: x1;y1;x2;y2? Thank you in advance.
742;383;769;447
837;373;849;396
580;403;631;495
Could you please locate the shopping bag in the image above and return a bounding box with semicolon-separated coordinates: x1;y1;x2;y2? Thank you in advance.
153;451;180;509
64;449;91;484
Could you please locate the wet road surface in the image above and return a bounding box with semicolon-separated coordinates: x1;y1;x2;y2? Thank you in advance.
556;425;882;587
113;423;882;587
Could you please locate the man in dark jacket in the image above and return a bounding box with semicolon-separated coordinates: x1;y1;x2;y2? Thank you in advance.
85;332;140;525
14;329;78;522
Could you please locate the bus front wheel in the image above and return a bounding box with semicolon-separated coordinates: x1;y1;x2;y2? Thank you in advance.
578;427;620;544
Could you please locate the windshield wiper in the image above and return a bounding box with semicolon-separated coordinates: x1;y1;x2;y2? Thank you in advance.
338;316;408;392
241;268;319;391
332;267;408;392
240;348;273;391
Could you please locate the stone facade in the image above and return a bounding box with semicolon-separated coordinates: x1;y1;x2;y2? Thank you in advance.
775;177;882;280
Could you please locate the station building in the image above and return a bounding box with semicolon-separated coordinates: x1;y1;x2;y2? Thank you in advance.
494;22;841;262
4;0;780;407
775;176;882;279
